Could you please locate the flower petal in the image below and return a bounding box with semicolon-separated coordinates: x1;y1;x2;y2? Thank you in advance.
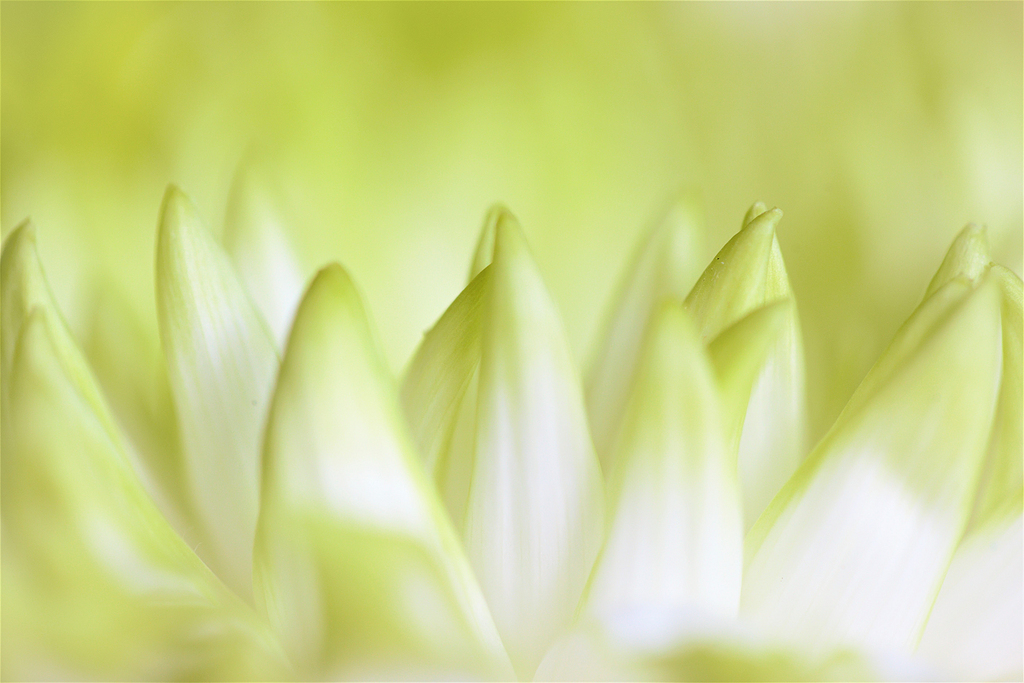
916;505;1022;681
583;303;741;621
924;223;991;299
706;299;790;450
469;203;504;280
1;259;287;679
1;222;119;441
742;272;1003;655
155;185;279;600
685;205;806;528
400;266;490;474
968;264;1022;527
684;206;786;342
253;264;512;680
463;212;605;677
223;166;306;347
585;191;705;472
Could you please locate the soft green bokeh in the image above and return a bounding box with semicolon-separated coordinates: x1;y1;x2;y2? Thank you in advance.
2;1;1021;444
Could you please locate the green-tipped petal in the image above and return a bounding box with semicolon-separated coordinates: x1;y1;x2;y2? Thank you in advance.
584;303;741;621
1;223;119;443
463;213;605;677
742;201;769;227
586;191;705;471
401;266;490;475
924;223;991;299
469;204;504;280
685;206;806;528
254;265;512;680
1;308;287;681
915;261;1023;681
684;207;785;342
707;300;791;450
916;505;1022;681
742;273;1003;655
223;166;305;347
155;185;279;600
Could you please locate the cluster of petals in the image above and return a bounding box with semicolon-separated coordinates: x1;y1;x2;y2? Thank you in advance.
1;174;1020;681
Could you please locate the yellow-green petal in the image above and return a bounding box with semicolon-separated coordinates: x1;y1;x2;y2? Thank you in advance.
706;299;791;454
584;303;741;621
155;185;279;600
924;223;991;299
254;264;512;680
1;303;288;681
685;206;806;528
967;264;1022;528
400;265;491;479
1;222;119;443
463;212;605;678
469;203;504;280
585;191;705;472
742;273;1003;656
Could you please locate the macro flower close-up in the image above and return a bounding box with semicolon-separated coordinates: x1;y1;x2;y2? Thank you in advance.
1;3;1021;682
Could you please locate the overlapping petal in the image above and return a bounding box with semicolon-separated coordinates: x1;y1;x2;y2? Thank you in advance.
0;227;289;681
583;303;742;621
584;192;706;471
685;205;806;529
156;186;280;599
742;266;1003;655
404;208;604;677
254;264;512;680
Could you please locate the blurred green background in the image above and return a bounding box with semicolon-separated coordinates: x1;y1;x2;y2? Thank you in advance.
2;2;1021;443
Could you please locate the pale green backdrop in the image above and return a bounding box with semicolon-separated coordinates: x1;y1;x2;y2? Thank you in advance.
2;2;1021;442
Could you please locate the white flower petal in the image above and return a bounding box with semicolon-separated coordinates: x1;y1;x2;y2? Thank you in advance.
463;212;605;678
586;191;705;472
742;273;1004;656
253;264;512;680
584;303;741;621
1;249;287;679
685;206;806;529
917;505;1022;681
223;166;306;347
155;185;279;600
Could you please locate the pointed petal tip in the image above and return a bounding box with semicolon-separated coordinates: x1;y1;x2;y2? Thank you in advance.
470;203;518;280
742;201;769;226
4;217;36;246
491;207;531;264
742;206;783;234
161;183;190;211
925;223;993;299
2;219;39;271
158;184;203;247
